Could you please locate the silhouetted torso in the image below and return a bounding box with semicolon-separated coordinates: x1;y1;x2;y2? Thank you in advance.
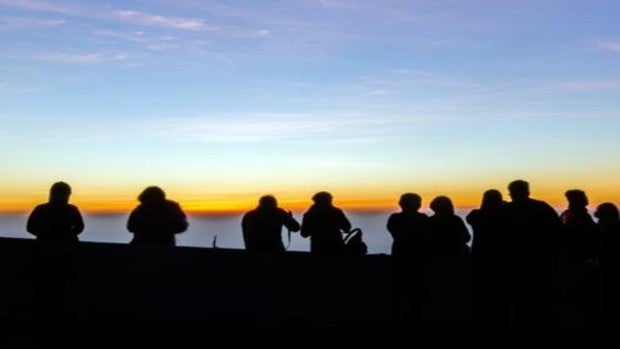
428;215;471;258
560;207;598;262
301;205;351;255
598;219;620;268
242;207;300;252
127;201;188;246
467;207;506;260
504;198;562;261
27;203;84;244
387;211;430;258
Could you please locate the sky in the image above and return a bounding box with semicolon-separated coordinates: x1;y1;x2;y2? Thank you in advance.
1;0;619;214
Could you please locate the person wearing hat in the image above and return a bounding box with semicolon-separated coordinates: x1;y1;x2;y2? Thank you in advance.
300;191;351;255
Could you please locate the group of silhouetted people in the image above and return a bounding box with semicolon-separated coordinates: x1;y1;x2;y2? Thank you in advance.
23;179;620;326
384;179;620;327
27;183;189;247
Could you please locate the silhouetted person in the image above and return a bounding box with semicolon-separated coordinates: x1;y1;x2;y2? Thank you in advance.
127;186;188;246
428;196;471;258
387;193;430;258
467;189;506;257
503;179;562;327
594;203;620;324
560;189;598;264
242;195;300;252
466;189;508;328
27;181;84;244
387;193;430;321
596;202;620;267
301;192;351;255
26;181;83;311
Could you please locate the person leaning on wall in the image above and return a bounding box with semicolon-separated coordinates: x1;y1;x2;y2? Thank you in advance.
27;181;84;244
242;195;300;252
300;191;352;255
126;186;189;247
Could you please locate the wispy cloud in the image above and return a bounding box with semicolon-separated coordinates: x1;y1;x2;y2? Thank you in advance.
595;40;620;52
33;112;431;144
34;52;126;64
114;10;213;31
0;16;65;29
558;79;620;92
0;0;86;16
0;0;213;31
0;83;45;93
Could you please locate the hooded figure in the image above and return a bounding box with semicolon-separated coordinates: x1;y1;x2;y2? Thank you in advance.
127;186;188;246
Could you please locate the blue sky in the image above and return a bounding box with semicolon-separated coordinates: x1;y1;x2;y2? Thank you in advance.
1;0;619;212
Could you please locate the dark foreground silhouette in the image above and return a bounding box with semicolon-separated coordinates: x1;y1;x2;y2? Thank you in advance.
242;195;300;252
127;186;188;246
26;181;84;244
2;235;618;346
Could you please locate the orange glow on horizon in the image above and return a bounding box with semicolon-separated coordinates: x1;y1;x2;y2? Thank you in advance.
2;179;619;215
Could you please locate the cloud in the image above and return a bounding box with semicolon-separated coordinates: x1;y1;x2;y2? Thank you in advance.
34;52;126;64
0;16;65;29
0;83;44;93
124;112;431;144
558;79;620;92
0;0;85;16
36;112;422;144
595;40;620;52
0;0;213;31
114;10;213;31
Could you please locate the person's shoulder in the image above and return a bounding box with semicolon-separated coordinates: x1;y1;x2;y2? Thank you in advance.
333;206;346;214
466;208;481;220
165;200;184;210
449;213;464;222
28;203;47;216
531;198;556;211
388;212;401;219
32;203;48;211
467;208;481;216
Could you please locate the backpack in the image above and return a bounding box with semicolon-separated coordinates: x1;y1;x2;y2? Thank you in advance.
343;228;368;255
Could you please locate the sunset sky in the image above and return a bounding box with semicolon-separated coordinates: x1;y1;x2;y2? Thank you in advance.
1;0;619;214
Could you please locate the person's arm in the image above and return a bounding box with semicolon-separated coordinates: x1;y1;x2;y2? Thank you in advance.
457;217;471;244
282;210;300;232
126;208;139;233
26;206;43;237
300;212;312;238
241;213;251;248
70;205;85;236
387;214;399;239
172;205;189;234
338;209;352;233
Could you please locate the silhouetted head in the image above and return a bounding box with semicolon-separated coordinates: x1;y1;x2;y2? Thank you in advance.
481;189;503;211
258;195;278;209
49;181;71;205
508;180;530;202
430;196;454;216
138;186;166;205
594;202;619;223
565;189;588;209
312;191;333;207
399;193;422;212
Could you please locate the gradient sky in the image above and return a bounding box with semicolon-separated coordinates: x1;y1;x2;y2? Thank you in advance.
1;0;619;213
